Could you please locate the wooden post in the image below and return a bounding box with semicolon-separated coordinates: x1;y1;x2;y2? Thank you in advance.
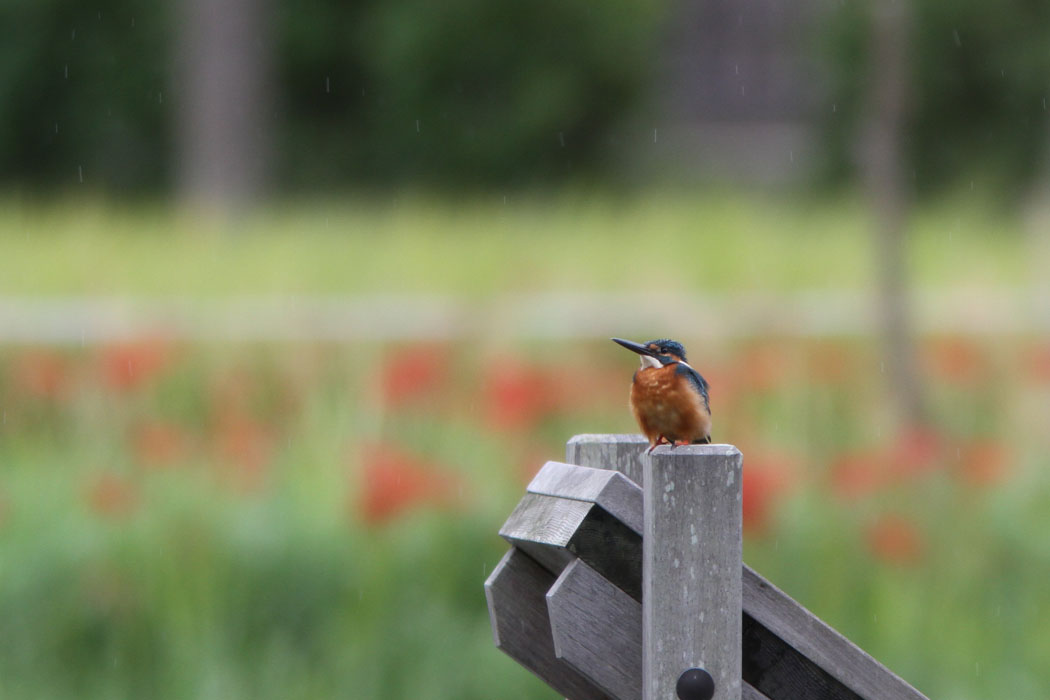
644;445;742;700
490;436;929;700
566;434;648;485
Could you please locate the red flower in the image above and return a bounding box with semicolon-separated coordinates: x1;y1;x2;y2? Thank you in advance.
831;450;890;500
866;513;924;566
832;427;946;500
99;338;171;392
85;473;139;518
379;344;449;407
889;426;944;479
357;443;464;524
12;349;71;400
741;451;797;536
482;359;561;432
957;440;1011;487
1024;343;1050;383
131;420;189;468
925;337;986;385
213;416;273;491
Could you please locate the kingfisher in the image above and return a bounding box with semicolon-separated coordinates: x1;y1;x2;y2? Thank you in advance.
611;338;712;453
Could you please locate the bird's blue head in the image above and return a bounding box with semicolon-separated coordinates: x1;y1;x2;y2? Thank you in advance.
611;338;688;368
644;339;687;363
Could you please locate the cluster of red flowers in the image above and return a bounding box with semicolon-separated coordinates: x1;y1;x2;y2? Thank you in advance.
10;339;174;403
1;336;1035;547
356;443;465;524
865;513;924;566
831;425;1013;500
3;339;290;520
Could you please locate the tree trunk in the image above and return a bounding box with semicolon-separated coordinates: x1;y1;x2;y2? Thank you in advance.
1023;111;1050;325
175;0;273;211
860;0;926;428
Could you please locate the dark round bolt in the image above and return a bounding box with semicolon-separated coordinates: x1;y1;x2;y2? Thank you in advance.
676;667;715;700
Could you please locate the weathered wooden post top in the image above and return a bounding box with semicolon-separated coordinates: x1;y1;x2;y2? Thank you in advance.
485;434;929;700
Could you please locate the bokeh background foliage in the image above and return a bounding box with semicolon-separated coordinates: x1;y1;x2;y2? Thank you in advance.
820;0;1050;195
1;198;1049;699
2;0;1050;698
1;0;663;191
4;0;1050;192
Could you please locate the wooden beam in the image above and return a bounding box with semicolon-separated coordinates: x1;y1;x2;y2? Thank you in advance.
527;460;643;534
742;567;928;700
547;558;772;700
743;684;773;700
547;559;642;700
499;492;642;601
559;437;930;700
644;444;743;700
484;549;612;700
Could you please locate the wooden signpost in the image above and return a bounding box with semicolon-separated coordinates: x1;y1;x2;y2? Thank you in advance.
485;434;929;700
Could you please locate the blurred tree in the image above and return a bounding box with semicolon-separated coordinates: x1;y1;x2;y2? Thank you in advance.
821;0;1050;198
0;0;663;193
175;0;274;209
859;1;926;428
277;0;663;189
0;0;171;191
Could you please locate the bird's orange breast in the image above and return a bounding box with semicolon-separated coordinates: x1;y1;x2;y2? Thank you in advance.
630;364;711;444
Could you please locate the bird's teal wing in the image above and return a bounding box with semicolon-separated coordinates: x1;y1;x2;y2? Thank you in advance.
675;363;710;413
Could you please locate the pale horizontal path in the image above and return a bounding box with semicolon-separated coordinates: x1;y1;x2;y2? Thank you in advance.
0;288;1045;342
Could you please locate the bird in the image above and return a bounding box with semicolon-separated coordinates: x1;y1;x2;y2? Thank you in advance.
611;338;711;453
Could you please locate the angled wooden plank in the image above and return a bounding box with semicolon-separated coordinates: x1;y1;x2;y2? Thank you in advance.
499;493;592;575
742;609;863;700
527;461;643;534
500;492;643;601
558;437;926;699
566;434;648;485
742;684;772;700
484;549;612;700
547;559;642;700
742;566;929;700
644;444;743;700
547;558;773;700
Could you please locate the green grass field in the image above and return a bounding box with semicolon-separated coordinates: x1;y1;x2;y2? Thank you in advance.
0;190;1030;298
1;190;1048;699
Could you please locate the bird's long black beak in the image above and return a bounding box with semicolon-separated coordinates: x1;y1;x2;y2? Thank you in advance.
611;338;656;357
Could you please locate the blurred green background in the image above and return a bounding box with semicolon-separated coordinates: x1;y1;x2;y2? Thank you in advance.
2;1;1050;699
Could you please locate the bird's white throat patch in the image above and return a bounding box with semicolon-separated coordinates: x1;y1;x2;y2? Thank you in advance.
639;355;662;370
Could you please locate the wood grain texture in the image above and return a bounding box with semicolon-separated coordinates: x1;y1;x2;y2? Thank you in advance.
566;434;649;485
528;461;644;535
545;557;773;700
547;559;642;700
500;492;643;600
485;549;612;700
549;437;929;700
644;444;743;700
742;683;773;700
742;566;929;700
